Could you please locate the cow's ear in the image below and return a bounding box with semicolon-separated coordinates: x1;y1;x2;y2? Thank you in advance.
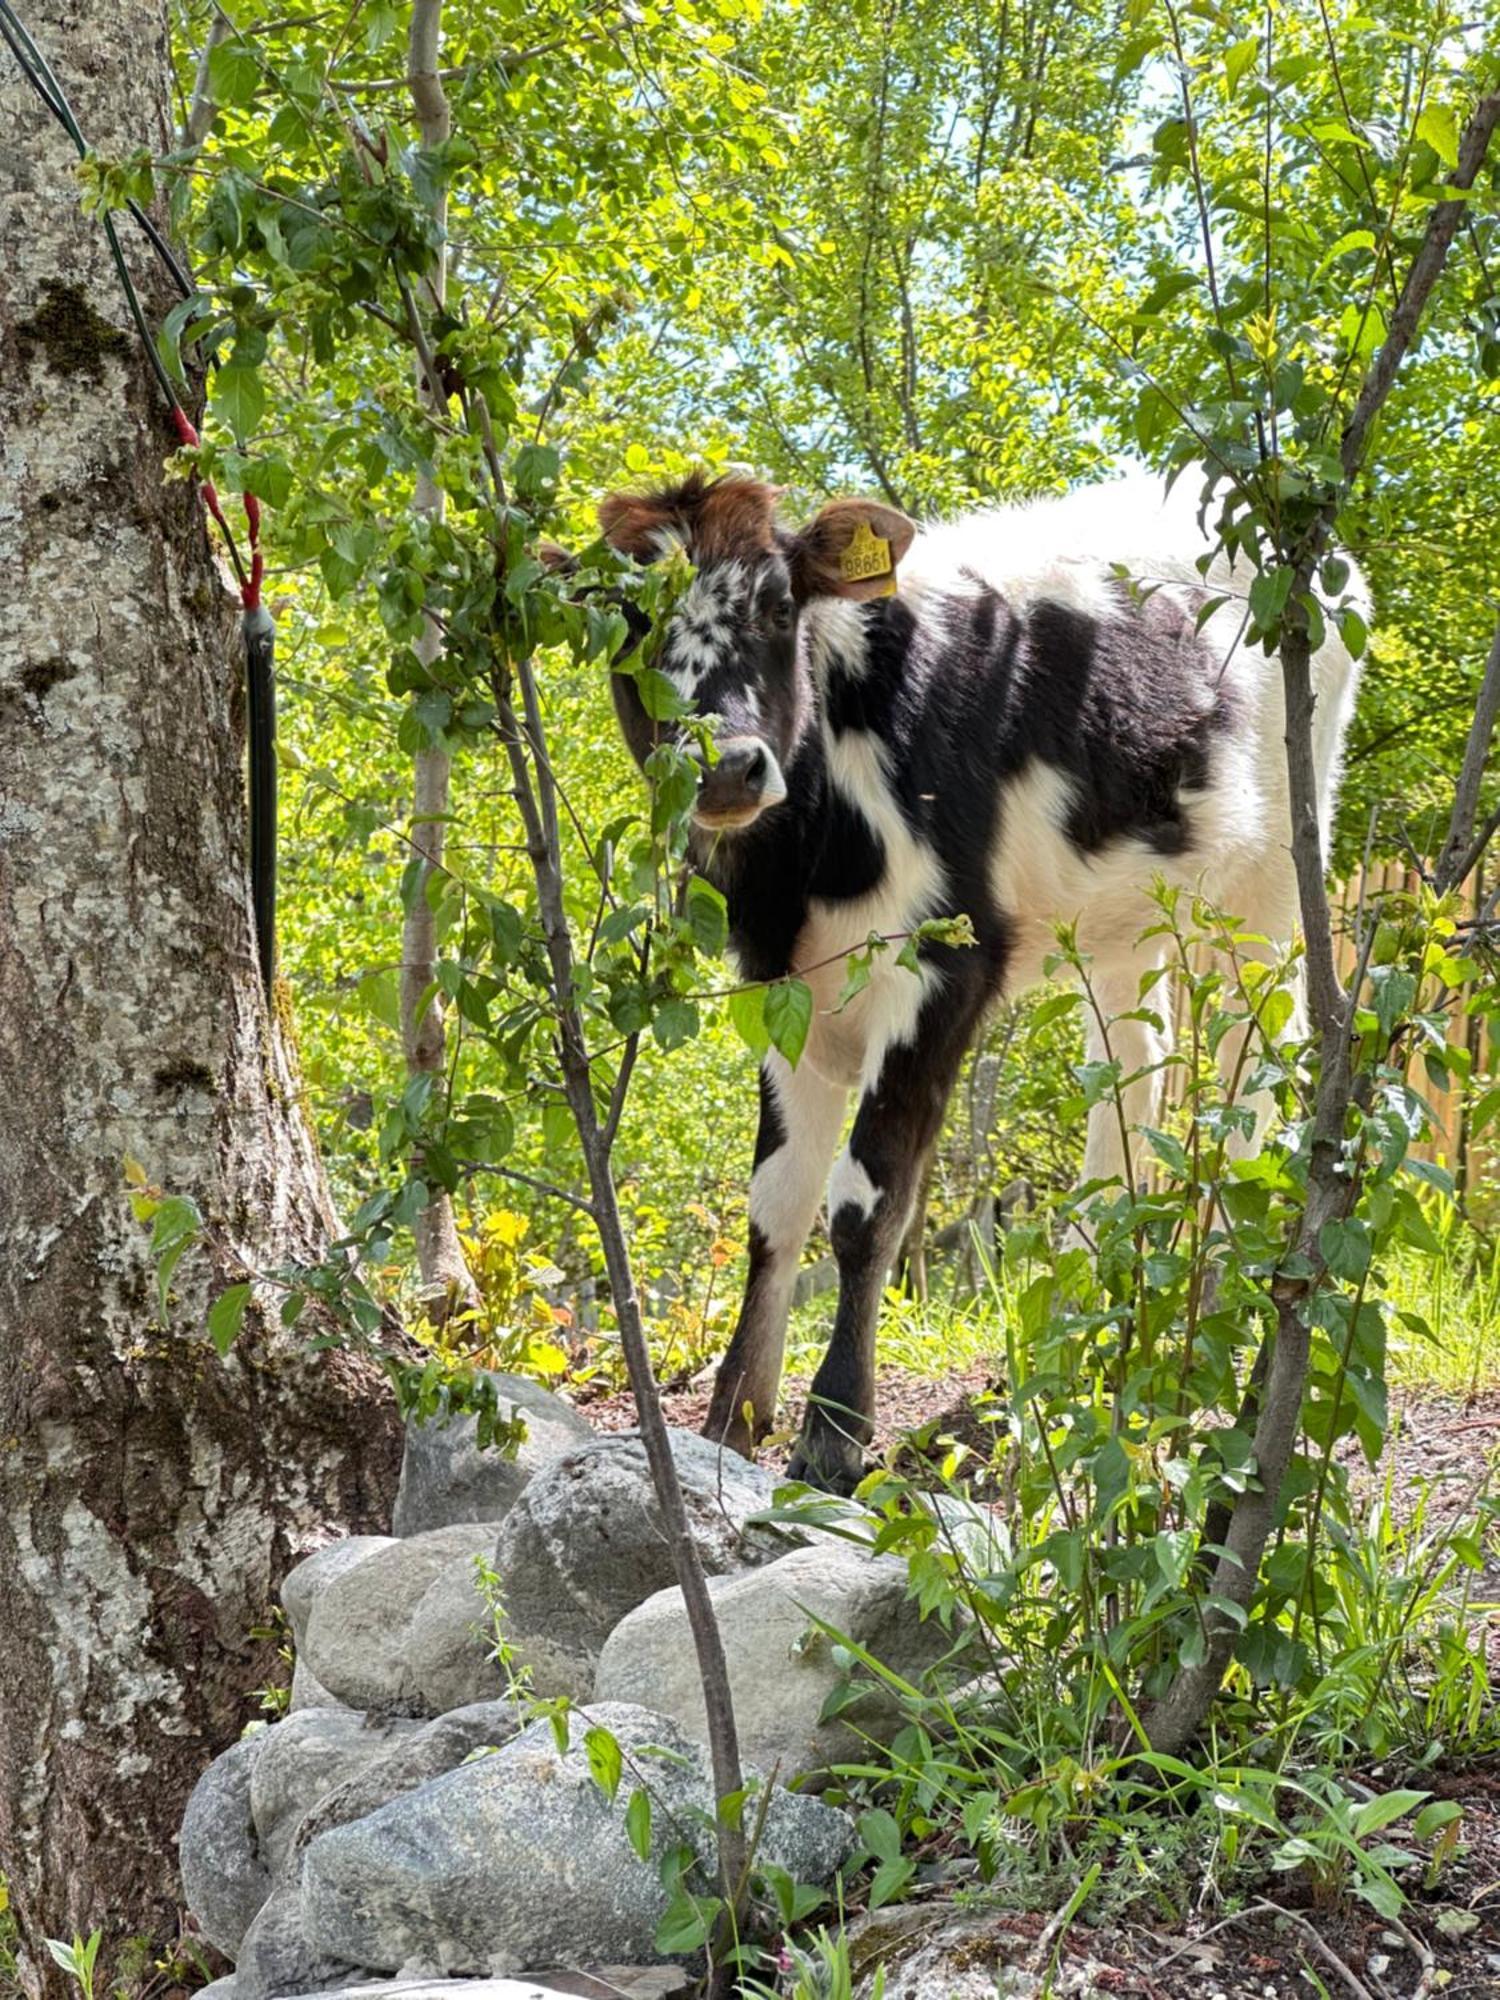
598;491;679;561
790;498;916;602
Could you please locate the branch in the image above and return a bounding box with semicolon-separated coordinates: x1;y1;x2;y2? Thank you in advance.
1340;89;1500;481
1436;614;1500;892
489;660;748;1939
1142;77;1500;1758
180;9;231;148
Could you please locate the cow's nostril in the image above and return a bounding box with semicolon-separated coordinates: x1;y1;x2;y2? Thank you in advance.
743;745;767;791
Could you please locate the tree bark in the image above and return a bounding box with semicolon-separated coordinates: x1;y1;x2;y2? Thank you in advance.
0;3;400;1987
397;0;477;1313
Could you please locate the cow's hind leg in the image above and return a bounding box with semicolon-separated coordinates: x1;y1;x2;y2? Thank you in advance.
705;1052;847;1458
789;987;983;1493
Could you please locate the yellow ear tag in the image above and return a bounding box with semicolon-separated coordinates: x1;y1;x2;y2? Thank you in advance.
840;518;896;589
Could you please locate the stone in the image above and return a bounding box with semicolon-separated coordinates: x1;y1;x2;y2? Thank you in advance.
289;1656;343;1714
285;1701;526;1864
393;1373;592;1536
282;1538;395;1651
236;1882;358;2000
249;1709;423;1877
493;1429;791;1698
595;1541;963;1781
180;1729;274;1960
302;1524;504;1712
300;1704;855;1975
279;1985;585;2000
847;1907;1112;2000
405;1558;509;1715
195;1979;239;2000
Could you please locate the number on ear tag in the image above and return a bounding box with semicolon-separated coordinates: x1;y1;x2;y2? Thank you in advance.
840;519;895;584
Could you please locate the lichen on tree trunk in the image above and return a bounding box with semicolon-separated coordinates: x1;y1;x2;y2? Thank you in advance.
0;3;399;1989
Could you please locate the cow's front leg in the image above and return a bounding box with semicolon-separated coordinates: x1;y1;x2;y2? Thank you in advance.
789;991;979;1493
705;1052;847;1458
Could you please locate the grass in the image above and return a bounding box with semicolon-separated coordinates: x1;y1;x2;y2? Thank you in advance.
779;1209;1500;1401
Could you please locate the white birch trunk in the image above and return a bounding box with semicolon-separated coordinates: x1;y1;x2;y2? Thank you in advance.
0;2;399;1985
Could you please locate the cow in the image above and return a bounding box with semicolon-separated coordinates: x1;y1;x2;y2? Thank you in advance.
599;470;1365;1492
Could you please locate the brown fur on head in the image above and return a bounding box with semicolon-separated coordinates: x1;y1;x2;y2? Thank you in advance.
598;473;783;565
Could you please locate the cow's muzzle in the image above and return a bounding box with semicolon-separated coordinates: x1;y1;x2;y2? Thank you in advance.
694;735;788;831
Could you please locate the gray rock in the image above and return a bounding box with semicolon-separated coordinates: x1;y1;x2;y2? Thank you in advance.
405;1558;508;1715
237;1882;357;2000
393;1374;592;1536
848;1905;1112;1999
250;1710;422;1878
493;1429;788;1698
283;1538;395;1652
279;1985;584;2000
303;1525;504;1712
289;1656;343;1714
595;1542;962;1781
285;1701;525;1864
180;1729;274;1959
301;1704;854;1975
194;1979;240;2000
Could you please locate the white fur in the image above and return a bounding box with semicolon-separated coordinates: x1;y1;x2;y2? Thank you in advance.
748;1051;848;1252
792;728;946;1091
827;1150;881;1223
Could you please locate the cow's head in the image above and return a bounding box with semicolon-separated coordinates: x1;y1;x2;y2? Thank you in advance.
600;474;914;834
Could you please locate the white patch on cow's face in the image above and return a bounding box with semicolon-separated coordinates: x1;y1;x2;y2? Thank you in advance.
791;728;946;1091
827;1149;880;1223
666;563;749;696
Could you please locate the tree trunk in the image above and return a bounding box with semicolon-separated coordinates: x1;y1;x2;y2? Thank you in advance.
0;3;400;1988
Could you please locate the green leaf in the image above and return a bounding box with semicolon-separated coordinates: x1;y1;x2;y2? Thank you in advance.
210;365;265;443
207;38;260;110
1224;34;1260;93
653;1892;721;1955
685;875;728;956
584;1725;622;1801
1338;606;1369;660
1416;102;1459;169
207;1283;251;1356
1319;1216;1371;1282
764;977;813;1067
1352;1790;1428;1840
1248;565;1293;631
651;997;700;1050
727;982;769;1057
625;1786;652;1860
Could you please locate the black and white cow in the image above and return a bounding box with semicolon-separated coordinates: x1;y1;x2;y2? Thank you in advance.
601;472;1365;1492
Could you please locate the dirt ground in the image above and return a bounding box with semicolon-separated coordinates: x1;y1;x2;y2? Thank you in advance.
580;1369;1500;1998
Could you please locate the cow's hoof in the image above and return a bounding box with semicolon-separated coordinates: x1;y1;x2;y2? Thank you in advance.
786;1430;865;1496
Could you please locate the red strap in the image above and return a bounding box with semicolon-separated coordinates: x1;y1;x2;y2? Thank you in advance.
170;402;261;609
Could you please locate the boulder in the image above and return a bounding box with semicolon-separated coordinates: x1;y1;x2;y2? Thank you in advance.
492;1430;789;1698
393;1374;592;1536
288;1657;343;1714
303;1524;504;1712
405;1559;509;1714
180;1729;273;1959
285;1701;525;1864
300;1704;855;1975
595;1542;962;1780
279;1985;588;2000
236;1882;357;2000
250;1709;422;1877
282;1537;395;1651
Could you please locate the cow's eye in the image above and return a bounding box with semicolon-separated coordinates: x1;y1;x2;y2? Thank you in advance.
764;594;794;631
